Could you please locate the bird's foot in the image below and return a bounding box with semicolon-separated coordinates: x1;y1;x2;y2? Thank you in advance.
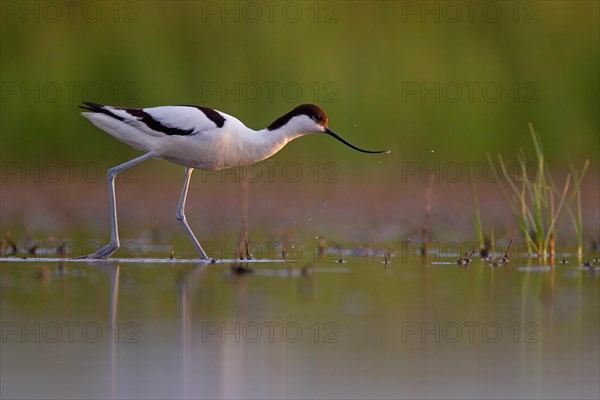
77;242;119;260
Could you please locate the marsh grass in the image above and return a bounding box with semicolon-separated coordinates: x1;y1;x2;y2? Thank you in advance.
566;162;590;261
489;123;589;261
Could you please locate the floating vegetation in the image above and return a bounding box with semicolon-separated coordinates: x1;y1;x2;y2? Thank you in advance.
457;250;476;265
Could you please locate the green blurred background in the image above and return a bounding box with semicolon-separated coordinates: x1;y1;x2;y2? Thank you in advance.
1;1;598;170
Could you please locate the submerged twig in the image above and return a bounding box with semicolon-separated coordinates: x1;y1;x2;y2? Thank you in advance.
2;231;17;256
502;238;514;263
238;179;252;260
421;177;433;255
317;238;326;261
472;181;485;253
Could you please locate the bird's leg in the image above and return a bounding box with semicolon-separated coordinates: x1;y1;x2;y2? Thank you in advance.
80;153;155;259
176;168;209;260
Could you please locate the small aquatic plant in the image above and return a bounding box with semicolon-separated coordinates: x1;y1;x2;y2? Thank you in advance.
566;161;589;260
489;123;589;261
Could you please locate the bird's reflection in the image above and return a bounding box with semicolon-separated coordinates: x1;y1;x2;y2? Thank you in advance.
90;262;120;400
176;264;207;399
91;260;314;399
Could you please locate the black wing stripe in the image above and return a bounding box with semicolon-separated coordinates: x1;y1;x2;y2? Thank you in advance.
80;102;224;135
182;105;226;128
196;106;226;128
124;109;194;136
79;101;125;121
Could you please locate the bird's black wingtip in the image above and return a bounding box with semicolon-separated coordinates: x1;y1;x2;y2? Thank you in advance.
79;101;105;112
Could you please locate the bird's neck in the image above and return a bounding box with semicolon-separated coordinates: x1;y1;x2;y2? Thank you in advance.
256;126;302;150
217;117;310;168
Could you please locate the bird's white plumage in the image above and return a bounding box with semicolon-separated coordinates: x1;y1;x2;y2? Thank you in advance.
81;105;303;170
82;112;161;152
81;102;387;171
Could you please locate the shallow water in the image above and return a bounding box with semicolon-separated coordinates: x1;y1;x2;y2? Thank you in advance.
1;255;598;399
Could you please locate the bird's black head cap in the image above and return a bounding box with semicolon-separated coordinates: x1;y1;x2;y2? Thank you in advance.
267;104;328;131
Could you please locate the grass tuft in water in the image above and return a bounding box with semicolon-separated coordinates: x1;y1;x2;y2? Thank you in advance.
489;123;589;261
567;161;590;261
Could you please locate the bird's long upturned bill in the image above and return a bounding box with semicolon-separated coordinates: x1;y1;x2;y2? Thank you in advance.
324;128;390;154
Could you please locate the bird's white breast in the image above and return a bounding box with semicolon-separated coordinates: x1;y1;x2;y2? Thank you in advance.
159;122;291;170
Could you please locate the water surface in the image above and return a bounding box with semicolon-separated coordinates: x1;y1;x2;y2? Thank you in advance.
1;256;598;399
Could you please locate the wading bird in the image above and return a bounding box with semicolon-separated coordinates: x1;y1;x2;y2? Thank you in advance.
79;102;388;259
